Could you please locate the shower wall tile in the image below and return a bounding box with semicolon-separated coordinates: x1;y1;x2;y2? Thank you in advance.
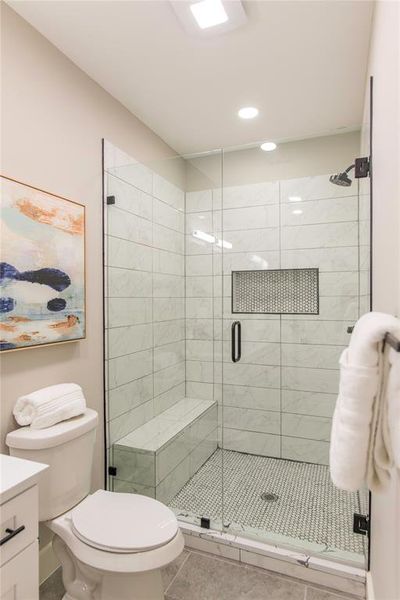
109;399;154;446
282;413;332;441
215;204;279;231
186;276;213;297
281;247;358;272
154;340;185;372
222;428;280;458
281;196;358;226
186;211;214;233
108;374;153;421
281;344;344;370
280;174;355;203
281;320;351;345
186;381;214;401
223;181;279;209
154;381;186;412
153;298;184;321
186;340;214;362
153;173;184;211
221;341;281;366
108;323;153;359
282;437;330;465
221;385;280;412
282;366;339;394
153;198;184;233
186;318;214;340
108;207;152;245
186;189;213;213
153;223;184;254
222;363;280;388
216;251;280;274
108;349;153;390
319;271;359;296
107;174;152;220
186;254;213;276
106;163;185;448
107;267;152;298
281;222;358;250
107;237;153;271
154;319;185;346
153;273;184;297
154;361;185;397
223;406;281;435
281;390;336;418
107;298;152;328
186;360;214;384
153;249;184;276
109;162;152;195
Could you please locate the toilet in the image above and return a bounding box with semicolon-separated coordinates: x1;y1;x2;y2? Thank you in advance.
6;409;184;600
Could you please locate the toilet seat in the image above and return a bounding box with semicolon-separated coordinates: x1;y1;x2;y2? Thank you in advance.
71;490;178;553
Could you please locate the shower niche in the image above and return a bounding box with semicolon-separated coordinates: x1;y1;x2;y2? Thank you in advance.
231;268;319;314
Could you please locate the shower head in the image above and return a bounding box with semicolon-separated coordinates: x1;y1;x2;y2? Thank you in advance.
329;164;355;187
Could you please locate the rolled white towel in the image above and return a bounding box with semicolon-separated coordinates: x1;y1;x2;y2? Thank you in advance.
13;383;86;429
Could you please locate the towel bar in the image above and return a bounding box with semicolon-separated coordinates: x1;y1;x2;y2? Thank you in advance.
347;326;400;352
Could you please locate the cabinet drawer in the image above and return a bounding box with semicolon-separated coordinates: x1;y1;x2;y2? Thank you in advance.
0;486;38;566
0;541;39;600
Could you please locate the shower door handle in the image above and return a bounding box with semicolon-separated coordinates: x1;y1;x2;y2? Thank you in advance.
231;321;241;363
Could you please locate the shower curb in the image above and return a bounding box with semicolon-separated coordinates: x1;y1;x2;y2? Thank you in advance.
180;521;366;598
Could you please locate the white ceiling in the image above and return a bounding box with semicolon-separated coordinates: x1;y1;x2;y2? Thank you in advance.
8;0;374;155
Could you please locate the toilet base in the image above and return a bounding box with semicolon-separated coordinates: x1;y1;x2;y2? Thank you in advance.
53;534;166;600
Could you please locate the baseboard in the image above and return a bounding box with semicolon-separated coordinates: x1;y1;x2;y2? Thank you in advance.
39;540;60;585
366;572;375;600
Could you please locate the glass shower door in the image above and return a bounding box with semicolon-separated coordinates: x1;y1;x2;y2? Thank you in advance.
220;144;369;567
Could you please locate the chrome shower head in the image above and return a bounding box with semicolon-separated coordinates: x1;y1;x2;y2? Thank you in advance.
329;164;355;187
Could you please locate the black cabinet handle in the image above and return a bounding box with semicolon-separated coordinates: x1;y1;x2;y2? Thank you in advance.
231;321;241;363
0;525;25;546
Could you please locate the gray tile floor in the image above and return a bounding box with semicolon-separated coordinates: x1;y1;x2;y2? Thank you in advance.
170;450;367;555
40;550;360;600
40;549;358;600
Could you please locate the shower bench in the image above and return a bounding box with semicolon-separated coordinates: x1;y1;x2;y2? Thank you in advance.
111;397;217;504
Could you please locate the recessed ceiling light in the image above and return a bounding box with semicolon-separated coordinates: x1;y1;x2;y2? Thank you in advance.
260;142;277;152
190;0;228;29
292;209;303;215
288;196;302;202
238;107;259;120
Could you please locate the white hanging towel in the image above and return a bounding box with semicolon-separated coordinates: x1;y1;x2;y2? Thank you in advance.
13;383;86;429
330;311;400;493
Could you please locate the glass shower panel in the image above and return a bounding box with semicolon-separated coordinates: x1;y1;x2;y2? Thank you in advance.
169;149;224;531
220;138;369;567
103;141;224;531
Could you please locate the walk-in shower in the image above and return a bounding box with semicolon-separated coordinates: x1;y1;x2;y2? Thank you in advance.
103;130;370;572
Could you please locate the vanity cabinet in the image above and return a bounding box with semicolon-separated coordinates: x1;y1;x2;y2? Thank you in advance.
0;455;48;600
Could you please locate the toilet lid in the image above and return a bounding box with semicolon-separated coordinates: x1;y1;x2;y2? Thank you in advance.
71;490;178;553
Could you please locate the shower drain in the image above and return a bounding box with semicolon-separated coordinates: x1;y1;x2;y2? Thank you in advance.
260;492;279;502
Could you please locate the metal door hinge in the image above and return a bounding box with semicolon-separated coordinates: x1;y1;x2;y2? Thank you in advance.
354;157;370;178
108;466;117;476
353;513;369;535
106;195;116;205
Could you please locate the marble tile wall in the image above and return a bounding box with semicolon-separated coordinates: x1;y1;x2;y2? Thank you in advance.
185;174;365;465
105;161;185;447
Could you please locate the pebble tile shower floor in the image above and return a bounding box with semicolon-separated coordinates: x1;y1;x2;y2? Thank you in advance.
170;449;366;555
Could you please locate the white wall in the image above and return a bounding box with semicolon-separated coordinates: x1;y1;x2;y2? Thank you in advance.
365;1;400;599
0;4;183;581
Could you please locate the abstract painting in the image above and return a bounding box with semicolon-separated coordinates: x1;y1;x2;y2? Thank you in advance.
0;176;85;352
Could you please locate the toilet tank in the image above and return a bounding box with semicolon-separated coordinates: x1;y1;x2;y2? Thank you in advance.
6;409;98;521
